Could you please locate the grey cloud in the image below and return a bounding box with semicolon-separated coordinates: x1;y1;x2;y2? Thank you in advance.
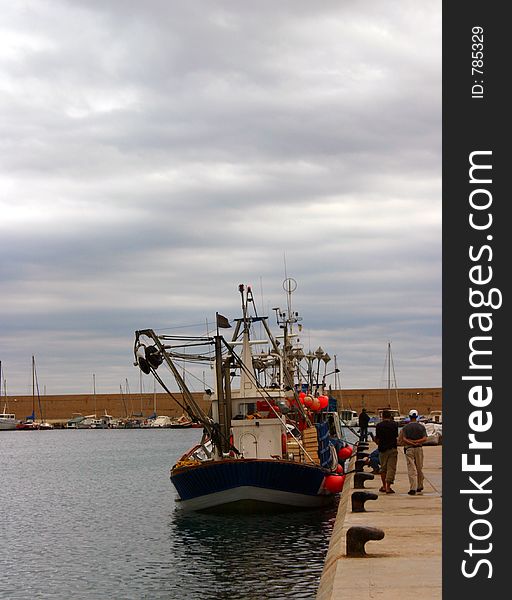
1;1;441;395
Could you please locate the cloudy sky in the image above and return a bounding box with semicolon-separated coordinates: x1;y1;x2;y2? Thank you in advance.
1;0;441;397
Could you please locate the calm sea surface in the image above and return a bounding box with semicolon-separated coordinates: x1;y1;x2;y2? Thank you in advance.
0;429;342;600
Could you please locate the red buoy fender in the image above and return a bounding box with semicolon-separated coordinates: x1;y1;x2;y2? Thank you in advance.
338;446;352;460
324;474;345;493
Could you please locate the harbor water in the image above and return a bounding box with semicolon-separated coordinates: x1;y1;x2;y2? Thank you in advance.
0;429;340;600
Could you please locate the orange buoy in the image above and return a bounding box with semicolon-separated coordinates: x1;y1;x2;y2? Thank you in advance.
303;395;314;408
310;397;321;411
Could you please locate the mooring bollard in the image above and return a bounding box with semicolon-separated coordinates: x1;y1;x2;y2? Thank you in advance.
351;491;378;512
346;525;385;557
355;459;366;472
354;472;374;489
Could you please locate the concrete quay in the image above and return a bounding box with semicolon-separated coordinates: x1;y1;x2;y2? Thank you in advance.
317;444;442;600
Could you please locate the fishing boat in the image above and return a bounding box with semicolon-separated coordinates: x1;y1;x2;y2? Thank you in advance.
133;280;350;511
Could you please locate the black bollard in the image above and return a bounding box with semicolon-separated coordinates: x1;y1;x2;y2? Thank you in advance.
351;491;378;512
354;472;374;489
356;451;370;460
346;526;385;557
355;459;366;472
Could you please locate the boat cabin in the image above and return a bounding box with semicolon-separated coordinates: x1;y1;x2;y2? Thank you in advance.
231;418;283;459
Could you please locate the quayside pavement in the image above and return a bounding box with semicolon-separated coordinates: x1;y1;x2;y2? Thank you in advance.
317;444;442;600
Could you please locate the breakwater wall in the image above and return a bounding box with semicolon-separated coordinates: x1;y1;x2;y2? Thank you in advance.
3;387;441;423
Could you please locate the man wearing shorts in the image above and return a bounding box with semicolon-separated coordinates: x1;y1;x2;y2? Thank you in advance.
375;409;399;494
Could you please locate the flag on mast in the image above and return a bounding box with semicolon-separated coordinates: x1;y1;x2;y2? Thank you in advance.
216;313;231;329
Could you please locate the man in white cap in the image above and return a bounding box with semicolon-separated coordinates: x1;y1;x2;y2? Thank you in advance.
401;409;428;495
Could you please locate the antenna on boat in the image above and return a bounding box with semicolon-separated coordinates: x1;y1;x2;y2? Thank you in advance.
238;284;248;327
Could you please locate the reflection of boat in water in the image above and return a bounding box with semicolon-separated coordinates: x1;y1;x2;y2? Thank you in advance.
134;280;350;511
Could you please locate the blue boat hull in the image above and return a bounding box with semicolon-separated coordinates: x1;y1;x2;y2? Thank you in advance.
170;459;334;511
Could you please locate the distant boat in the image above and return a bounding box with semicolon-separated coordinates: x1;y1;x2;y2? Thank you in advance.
0;406;19;431
168;414;195;428
338;409;358;427
150;415;173;428
427;410;443;424
16;357;53;430
0;362;19;430
66;413;86;429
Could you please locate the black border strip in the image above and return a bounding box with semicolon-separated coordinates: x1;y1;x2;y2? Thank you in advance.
443;3;508;596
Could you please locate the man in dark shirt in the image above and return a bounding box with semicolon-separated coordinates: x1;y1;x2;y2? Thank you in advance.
375;409;399;494
358;408;370;441
401;409;428;495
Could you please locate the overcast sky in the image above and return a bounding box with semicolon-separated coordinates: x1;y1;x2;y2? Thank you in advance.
1;0;441;398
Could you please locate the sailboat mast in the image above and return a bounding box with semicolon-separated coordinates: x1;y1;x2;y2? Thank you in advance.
387;342;391;406
93;373;97;417
32;355;36;417
139;369;143;415
390;349;401;415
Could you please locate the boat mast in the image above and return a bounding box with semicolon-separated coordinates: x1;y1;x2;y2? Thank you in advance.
33;356;44;423
32;355;37;420
387;342;391;406
214;334;232;457
386;342;401;414
389;346;401;415
93;373;97;417
139;369;143;415
120;384;128;418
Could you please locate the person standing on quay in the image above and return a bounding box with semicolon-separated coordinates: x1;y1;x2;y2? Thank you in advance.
375;409;399;494
401;409;428;495
358;407;370;442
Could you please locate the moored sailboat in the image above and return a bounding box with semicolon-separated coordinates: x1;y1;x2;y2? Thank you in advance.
16;356;54;430
133;280;351;511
